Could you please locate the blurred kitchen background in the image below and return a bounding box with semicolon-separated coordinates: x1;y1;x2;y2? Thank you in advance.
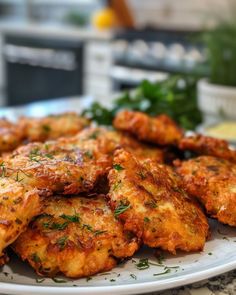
0;0;236;138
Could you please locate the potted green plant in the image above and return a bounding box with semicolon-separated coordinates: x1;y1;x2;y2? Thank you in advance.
198;20;236;120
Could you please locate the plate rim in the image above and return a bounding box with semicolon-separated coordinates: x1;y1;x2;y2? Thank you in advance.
1;258;236;295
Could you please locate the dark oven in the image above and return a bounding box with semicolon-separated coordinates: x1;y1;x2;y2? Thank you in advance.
3;34;84;106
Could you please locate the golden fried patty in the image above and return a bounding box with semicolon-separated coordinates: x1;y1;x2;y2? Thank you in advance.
0;178;40;264
179;134;236;162
19;112;90;142
175;156;236;226
12;195;139;278
0;130;111;195
0;119;24;154
77;127;164;163
108;149;209;254
113;110;183;146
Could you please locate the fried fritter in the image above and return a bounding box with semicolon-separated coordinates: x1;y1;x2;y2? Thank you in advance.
179;134;236;162
76;127;164;163
0;178;41;264
175;156;236;226
19;112;90;142
113;110;183;146
0;119;24;153
108;149;209;254
1;134;111;195
12;195;139;278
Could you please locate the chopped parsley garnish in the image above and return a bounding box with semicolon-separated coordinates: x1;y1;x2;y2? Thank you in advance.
36;278;45;283
60;213;80;223
86;276;92;282
114;202;131;217
0;162;6;177
144;200;157;208
82;224;93;231
112;180;122;191
88;131;99;139
130;274;137;280
84;151;93;159
56;236;68;250
156;253;165;265
144;217;150;223
45;153;54;159
153;269;171;276
52;278;67;283
31;253;41;263
137;171;146;180
110;279;116;282
113;164;124;171
94;230;107;236
208;252;213;255
43;221;68;230
42;124;51;133
135;258;150;270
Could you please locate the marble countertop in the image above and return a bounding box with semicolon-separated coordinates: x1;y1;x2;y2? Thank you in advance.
0;96;235;295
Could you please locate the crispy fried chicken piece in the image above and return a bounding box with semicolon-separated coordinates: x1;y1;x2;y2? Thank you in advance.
12;195;139;278
108;149;209;254
0;178;41;264
19;112;90;142
179;134;236;162
113;110;183;146
0;119;24;153
175;156;236;226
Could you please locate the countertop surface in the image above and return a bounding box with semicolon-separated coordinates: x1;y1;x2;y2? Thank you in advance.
0;21;112;41
0;96;235;295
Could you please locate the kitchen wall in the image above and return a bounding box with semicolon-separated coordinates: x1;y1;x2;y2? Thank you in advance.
129;0;235;29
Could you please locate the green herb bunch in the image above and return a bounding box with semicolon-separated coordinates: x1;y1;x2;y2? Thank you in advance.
83;75;202;130
202;20;236;87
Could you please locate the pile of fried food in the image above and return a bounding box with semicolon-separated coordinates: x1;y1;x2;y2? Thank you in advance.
0;111;235;279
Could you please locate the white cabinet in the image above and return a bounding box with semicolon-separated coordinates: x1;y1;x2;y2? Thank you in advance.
83;40;112;101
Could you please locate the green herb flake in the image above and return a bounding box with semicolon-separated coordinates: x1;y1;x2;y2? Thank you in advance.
56;236;68;250
43;221;69;231
153;268;171;276
110;279;116;282
113;164;124;171
31;253;41;263
135;258;150;270
60;213;80;223
94;230;107;236
114;202;131;217
144;217;150;223
42;124;51;133
130;274;137;280
82;224;93;231
52;278;67;283
36;278;45;283
208;252;213;256
86;276;92;282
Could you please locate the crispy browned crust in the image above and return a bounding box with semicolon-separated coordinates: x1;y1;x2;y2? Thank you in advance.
0;129;112;195
179;134;236;162
113;110;183;146
0;178;41;261
0;119;24;153
175;156;236;226
77;127;164;163
108;149;209;254
19;112;90;142
12;195;139;278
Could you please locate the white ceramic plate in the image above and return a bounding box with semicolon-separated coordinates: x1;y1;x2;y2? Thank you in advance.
1;220;236;295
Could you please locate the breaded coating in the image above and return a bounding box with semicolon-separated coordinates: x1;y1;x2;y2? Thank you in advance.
12;195;139;278
0;178;40;264
113;110;183;146
179;134;236;162
77;127;164;163
0;119;24;153
175;156;236;226
108;149;209;254
19;112;90;142
1;133;111;195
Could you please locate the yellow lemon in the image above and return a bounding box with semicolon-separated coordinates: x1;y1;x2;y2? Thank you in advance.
92;8;116;30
